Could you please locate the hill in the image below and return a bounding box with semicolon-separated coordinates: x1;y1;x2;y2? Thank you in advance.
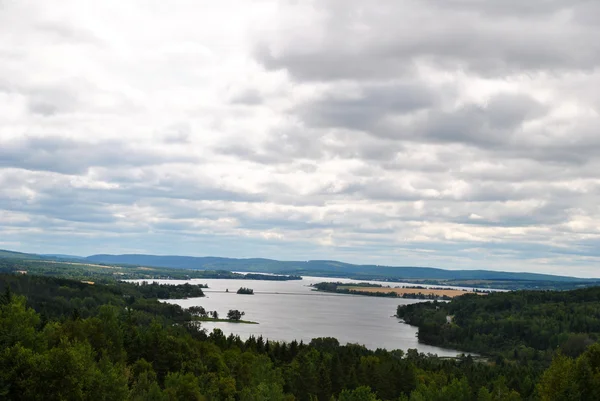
39;253;84;259
0;249;44;260
3;249;598;289
85;253;592;283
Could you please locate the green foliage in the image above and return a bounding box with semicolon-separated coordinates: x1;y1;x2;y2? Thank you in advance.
537;344;600;401
237;287;254;295
134;281;206;299
227;309;245;321
0;294;40;349
398;287;600;356
338;386;380;401
164;372;204;401
1;272;599;400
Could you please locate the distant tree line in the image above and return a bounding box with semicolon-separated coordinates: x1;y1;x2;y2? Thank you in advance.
244;273;302;281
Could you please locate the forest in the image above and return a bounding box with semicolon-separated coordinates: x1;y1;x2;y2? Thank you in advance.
1;272;598;400
397;287;600;362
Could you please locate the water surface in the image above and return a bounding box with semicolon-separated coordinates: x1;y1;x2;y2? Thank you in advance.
131;276;466;356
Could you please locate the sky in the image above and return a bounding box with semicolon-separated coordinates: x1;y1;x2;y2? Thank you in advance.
1;1;600;277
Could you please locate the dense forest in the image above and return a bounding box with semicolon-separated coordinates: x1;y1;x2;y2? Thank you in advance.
1;272;599;400
397;288;600;361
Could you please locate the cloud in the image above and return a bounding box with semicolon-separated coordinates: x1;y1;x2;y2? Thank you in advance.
298;82;436;132
256;0;600;80
230;89;264;105
0;136;198;174
1;0;600;277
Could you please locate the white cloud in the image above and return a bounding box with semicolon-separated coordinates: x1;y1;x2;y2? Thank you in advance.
1;0;600;277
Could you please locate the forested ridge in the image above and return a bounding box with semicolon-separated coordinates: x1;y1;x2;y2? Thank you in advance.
0;256;301;283
1;273;599;400
397;287;600;360
85;252;600;290
2;248;597;290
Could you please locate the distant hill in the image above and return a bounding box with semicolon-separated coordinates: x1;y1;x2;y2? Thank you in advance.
85;253;591;282
0;249;44;260
1;248;595;284
0;249;87;263
40;254;84;260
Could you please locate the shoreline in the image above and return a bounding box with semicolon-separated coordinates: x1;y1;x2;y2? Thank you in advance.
193;316;259;325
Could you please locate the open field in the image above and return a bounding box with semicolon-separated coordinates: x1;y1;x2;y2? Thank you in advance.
340;286;483;298
44;260;120;269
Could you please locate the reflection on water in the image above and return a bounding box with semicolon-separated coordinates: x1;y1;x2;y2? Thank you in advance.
129;276;466;356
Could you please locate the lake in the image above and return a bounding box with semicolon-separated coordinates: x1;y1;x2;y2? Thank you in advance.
129;276;467;357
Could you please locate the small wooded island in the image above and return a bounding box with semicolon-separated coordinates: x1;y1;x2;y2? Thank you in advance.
237;287;254;295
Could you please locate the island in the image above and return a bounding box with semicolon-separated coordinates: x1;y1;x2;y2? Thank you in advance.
311;282;484;300
237;287;254;295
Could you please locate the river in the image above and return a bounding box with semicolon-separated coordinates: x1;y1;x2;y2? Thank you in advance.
129;276;468;357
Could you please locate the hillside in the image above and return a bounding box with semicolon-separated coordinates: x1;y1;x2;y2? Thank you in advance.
3;249;598;289
397;286;600;358
85;253;592;283
0;249;44;260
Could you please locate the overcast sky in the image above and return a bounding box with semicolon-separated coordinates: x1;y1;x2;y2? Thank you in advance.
2;1;600;277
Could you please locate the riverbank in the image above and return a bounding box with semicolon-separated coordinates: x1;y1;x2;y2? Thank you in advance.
193;316;259;324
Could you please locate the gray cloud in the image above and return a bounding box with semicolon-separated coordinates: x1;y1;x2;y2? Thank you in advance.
0;136;198;174
35;21;102;45
299;82;436;131
27;86;80;116
257;0;600;80
230;89;263;105
1;0;600;276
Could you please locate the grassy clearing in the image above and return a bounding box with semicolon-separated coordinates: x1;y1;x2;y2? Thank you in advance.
340;286;484;298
